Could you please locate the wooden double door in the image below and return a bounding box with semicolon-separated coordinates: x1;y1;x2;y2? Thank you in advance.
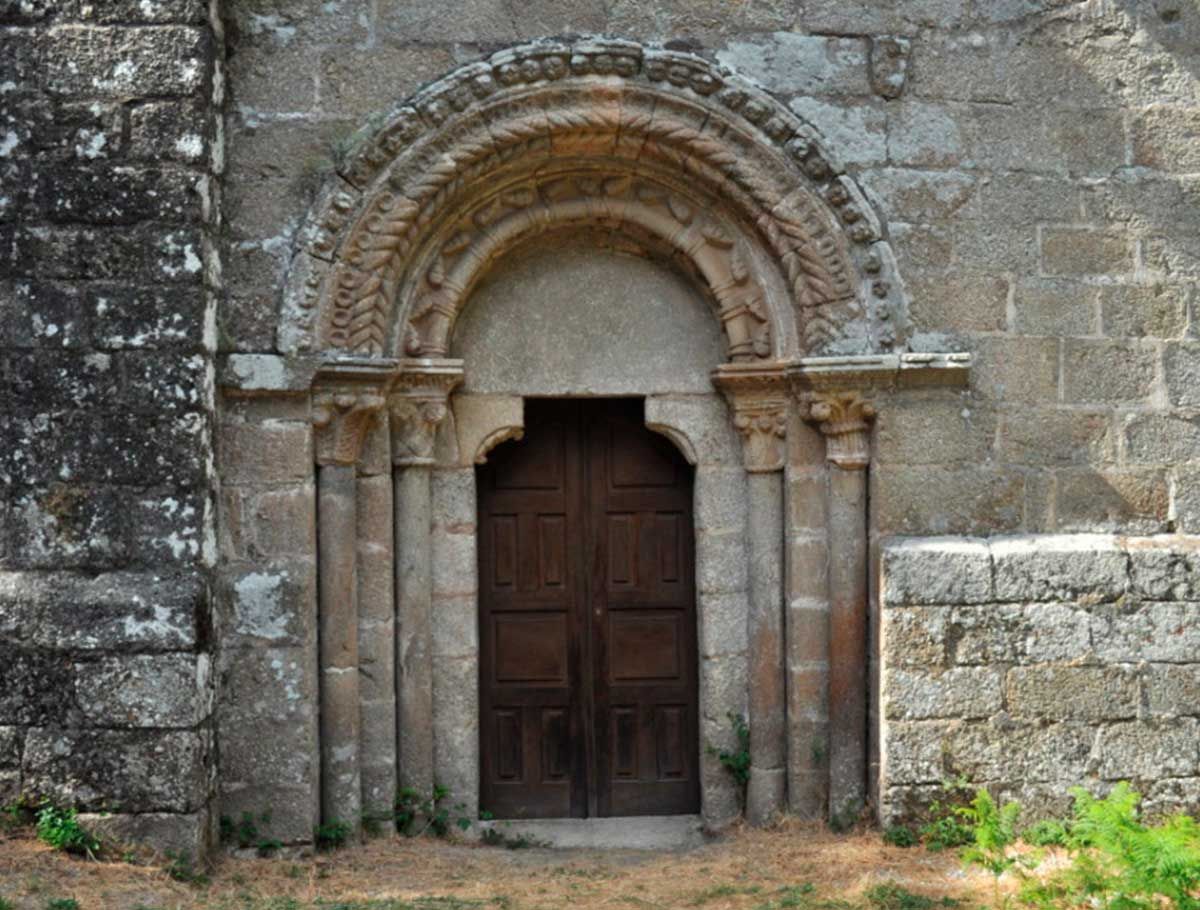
478;399;700;818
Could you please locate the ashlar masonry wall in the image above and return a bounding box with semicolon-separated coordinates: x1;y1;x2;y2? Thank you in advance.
0;0;223;857
879;535;1200;824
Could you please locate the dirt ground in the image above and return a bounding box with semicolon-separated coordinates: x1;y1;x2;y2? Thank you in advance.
0;819;1000;910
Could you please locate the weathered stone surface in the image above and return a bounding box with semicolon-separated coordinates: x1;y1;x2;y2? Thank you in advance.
218;646;318;842
1092;602;1200;664
1041;228;1135;277
998;408;1113;468
219;562;316;648
454;243;724;396
1146;664;1200;718
79;811;208;860
24;728;210;812
1008;666;1139;722
884;667;1002;720
716;35;870;97
0;570;202;652
1129;540;1200;600
873;465;1025;535
991;535;1127;603
1099;720;1200;779
881;607;947;667
75;654;211;728
220;420;312;484
696;530;750;596
1055;469;1170;534
882;538;991;605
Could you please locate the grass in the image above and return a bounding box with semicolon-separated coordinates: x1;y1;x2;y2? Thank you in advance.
0;819;1000;910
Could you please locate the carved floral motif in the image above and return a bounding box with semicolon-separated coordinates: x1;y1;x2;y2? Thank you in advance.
807;393;876;470
713;363;790;473
282;38;909;362
404;171;772;361
389;361;464;467
732;404;789;473
312;388;387;466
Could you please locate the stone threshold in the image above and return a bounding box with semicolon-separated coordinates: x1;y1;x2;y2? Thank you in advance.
476;814;708;850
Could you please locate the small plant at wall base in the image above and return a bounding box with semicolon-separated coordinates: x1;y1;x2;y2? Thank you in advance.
314;820;353;852
395;785;472;839
35;804;100;860
1017;782;1200;910
1021;819;1069;848
164;850;209;886
957;788;1024;909
882;825;918;848
219;811;282;856
919;777;975;851
707;713;751;807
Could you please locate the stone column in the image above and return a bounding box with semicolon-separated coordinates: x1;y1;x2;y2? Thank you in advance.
808;392;875;823
714;364;789;826
312;381;387;835
390;360;463;807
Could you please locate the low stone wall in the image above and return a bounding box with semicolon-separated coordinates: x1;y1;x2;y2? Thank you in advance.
879;535;1200;824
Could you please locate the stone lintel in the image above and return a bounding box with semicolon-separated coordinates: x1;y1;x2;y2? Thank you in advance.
389;359;465;467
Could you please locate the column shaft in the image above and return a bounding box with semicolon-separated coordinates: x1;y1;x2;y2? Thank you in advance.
746;470;786;825
394;464;434;801
826;464;868;821
357;470;397;823
317;463;362;830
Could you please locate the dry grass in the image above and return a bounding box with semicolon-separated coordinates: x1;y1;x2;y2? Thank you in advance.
0;819;998;910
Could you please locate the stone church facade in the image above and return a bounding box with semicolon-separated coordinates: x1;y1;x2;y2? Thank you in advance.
2;0;1198;859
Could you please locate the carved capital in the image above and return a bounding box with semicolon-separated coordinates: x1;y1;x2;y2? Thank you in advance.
732;401;788;473
712;362;790;473
389;359;464;467
807;392;876;469
312;387;387;466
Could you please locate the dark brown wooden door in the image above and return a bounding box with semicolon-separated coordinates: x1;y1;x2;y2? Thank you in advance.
478;399;699;818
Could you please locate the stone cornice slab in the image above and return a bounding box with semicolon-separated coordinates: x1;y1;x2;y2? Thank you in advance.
789;352;971;395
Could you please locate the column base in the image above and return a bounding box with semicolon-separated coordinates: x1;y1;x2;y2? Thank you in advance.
745;766;786;826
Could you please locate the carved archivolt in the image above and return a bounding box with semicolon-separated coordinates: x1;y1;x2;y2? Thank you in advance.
281;38;912;363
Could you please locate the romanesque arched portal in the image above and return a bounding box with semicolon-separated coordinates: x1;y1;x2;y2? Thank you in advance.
269;38;969;838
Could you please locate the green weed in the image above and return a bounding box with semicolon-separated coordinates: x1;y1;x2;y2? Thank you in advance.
35;804;100;859
44;900;80;910
164;849;209;886
1020;819;1069;848
315;819;354;851
864;883;961;910
882;825;918;848
957;788;1024;908
690;883;763;904
395;785;472;839
707;713;751;789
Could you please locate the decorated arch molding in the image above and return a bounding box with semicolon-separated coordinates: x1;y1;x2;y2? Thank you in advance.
279;37;912;362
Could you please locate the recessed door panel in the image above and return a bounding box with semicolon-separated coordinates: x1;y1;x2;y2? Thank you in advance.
479;398;698;819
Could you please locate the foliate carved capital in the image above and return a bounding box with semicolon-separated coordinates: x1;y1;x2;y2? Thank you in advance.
312;388;387;466
807;392;876;470
712;362;790;473
389;359;464;467
390;396;450;466
732;402;788;473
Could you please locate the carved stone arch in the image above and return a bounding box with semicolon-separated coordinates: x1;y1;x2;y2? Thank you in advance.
280;38;912;362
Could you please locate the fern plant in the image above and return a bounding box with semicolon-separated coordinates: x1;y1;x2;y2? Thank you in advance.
1068;783;1200;908
958;788;1023;908
1020;782;1200;910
